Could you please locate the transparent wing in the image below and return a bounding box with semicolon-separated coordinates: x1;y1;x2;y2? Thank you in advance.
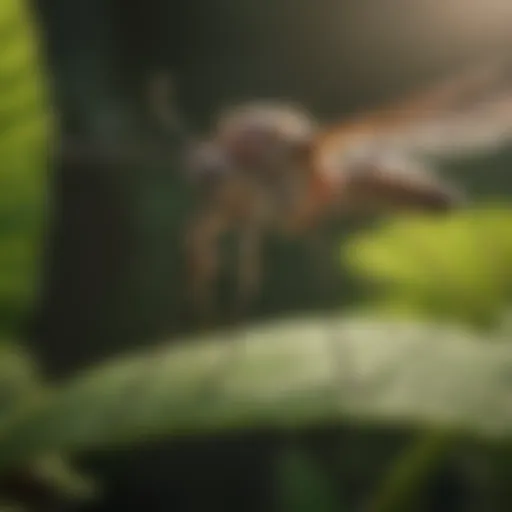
364;91;512;162
314;60;512;185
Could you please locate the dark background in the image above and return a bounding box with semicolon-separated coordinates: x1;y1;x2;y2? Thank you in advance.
25;1;512;510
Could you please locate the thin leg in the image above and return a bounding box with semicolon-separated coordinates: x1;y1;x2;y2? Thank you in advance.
232;221;263;323
185;222;263;406
185;209;227;327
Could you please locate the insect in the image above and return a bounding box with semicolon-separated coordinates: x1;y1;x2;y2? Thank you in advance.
182;61;512;324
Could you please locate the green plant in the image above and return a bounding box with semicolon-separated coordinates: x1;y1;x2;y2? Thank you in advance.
342;207;512;329
342;207;512;511
0;315;509;467
0;1;95;507
0;0;49;340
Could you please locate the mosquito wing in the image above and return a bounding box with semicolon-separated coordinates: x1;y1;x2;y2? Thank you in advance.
310;61;512;212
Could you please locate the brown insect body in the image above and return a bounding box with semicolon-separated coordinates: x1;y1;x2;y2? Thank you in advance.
184;61;512;323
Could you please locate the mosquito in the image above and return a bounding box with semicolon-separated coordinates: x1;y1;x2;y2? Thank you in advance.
180;60;512;325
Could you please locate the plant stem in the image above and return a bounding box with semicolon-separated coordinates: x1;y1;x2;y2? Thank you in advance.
366;429;458;512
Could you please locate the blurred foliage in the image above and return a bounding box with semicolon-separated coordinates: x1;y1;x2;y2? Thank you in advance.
0;0;50;340
341;205;512;511
0;315;511;473
0;341;94;506
0;1;95;509
343;205;512;328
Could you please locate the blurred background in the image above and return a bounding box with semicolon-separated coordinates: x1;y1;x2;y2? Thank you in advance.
3;0;512;510
32;0;512;372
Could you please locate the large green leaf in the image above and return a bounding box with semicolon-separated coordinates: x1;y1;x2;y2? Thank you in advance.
0;342;39;420
0;0;51;338
0;316;510;471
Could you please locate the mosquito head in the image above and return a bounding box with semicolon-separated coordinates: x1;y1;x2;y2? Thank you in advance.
185;139;233;185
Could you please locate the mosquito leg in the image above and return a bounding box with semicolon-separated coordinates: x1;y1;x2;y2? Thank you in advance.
185;209;227;328
232;221;263;324
181;221;263;407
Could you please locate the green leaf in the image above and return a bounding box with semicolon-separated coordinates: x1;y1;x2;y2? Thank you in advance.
0;0;51;339
366;430;457;512
342;206;512;328
0;343;94;504
25;454;97;502
0;316;510;470
0;342;40;421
